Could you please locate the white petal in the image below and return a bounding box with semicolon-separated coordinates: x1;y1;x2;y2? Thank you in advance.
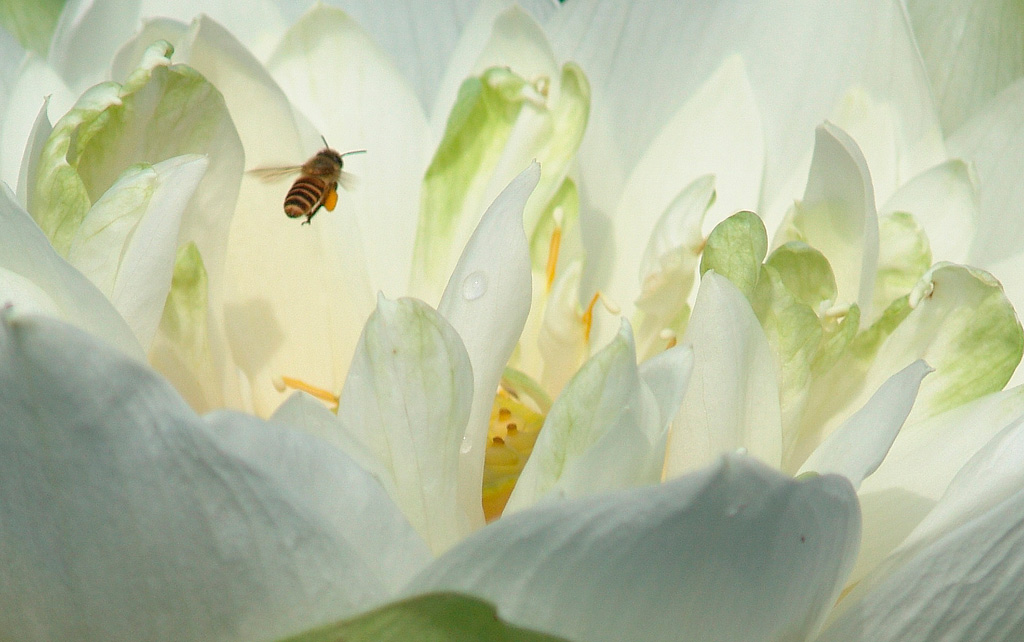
506;320;692;511
907;0;1024;133
438;162;538;529
549;0;942;224
0;185;142;360
665;272;782;475
785;122;880;318
48;0;141;92
850;386;1024;587
822;413;1024;641
337;295;474;553
599;55;763;338
266;3;432;297
950;77;1024;267
798;360;931;487
880;160;978;264
67;155;208;349
138;0;289;60
0;312;430;641
410;455;860;642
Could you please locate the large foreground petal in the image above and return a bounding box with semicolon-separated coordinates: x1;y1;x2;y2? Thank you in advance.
410;455;860;642
0;313;431;641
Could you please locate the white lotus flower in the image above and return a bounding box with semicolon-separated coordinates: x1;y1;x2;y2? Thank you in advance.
2;1;1024;641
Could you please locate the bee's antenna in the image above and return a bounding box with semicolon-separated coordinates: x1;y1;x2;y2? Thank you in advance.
320;134;330;148
341;149;367;158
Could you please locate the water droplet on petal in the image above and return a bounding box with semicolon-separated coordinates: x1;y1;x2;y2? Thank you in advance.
462;271;488;301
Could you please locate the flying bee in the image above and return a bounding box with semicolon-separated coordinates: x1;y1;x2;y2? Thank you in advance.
248;139;366;224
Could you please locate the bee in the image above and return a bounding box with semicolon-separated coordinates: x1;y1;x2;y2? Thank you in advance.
249;139;366;224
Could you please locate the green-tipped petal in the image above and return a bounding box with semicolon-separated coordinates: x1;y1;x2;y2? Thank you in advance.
700;210;768;298
871;263;1023;421
666;272;782;475
337;296;473;554
438;163;538;530
67;154;208;349
798;360;931;487
602;55;764;340
0;185;142;360
777;122;879;318
411;455;860;642
880;160;977;264
0;312;431;640
506;320;692;511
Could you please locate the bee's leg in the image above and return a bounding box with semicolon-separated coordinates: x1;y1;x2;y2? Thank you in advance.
324;183;339;211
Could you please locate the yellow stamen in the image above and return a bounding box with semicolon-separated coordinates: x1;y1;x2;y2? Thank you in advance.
545;224;562;291
582;291;620;344
277;375;339;409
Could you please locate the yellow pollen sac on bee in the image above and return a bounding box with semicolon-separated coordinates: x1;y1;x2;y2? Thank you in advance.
482;380;546;522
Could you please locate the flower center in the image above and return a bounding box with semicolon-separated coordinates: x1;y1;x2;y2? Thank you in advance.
482;375;547;522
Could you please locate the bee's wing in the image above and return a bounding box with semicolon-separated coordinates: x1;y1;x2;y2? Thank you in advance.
337;170;360;191
247;165;302;182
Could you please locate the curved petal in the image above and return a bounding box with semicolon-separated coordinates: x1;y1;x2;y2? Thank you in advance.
822;414;1024;641
797;360;931;487
0;312;430;641
337;295;473;553
67;155;208;349
505;320;693;511
599;55;763;338
409;455;860;642
47;0;141;92
851;386;1024;587
665;272;782;476
0;185;142;360
438;162;538;530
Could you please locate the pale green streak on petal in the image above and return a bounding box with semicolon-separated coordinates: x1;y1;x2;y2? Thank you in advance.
149;242;215;412
523;61;590;236
529;178;580;274
700;210;768;298
67;154;207;350
634;174;714;361
273;593;569;642
32;41;236;261
908;0;1024;133
507;320;688;512
876;263;1024;421
873;211;932;316
778;123;879;318
411;455;860;642
337;295;473;554
0;185;143;361
812;303;861;376
413;67;534;284
0;0;66;56
751;264;822;464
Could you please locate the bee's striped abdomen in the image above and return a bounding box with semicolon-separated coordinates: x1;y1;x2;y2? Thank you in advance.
284;175;328;220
